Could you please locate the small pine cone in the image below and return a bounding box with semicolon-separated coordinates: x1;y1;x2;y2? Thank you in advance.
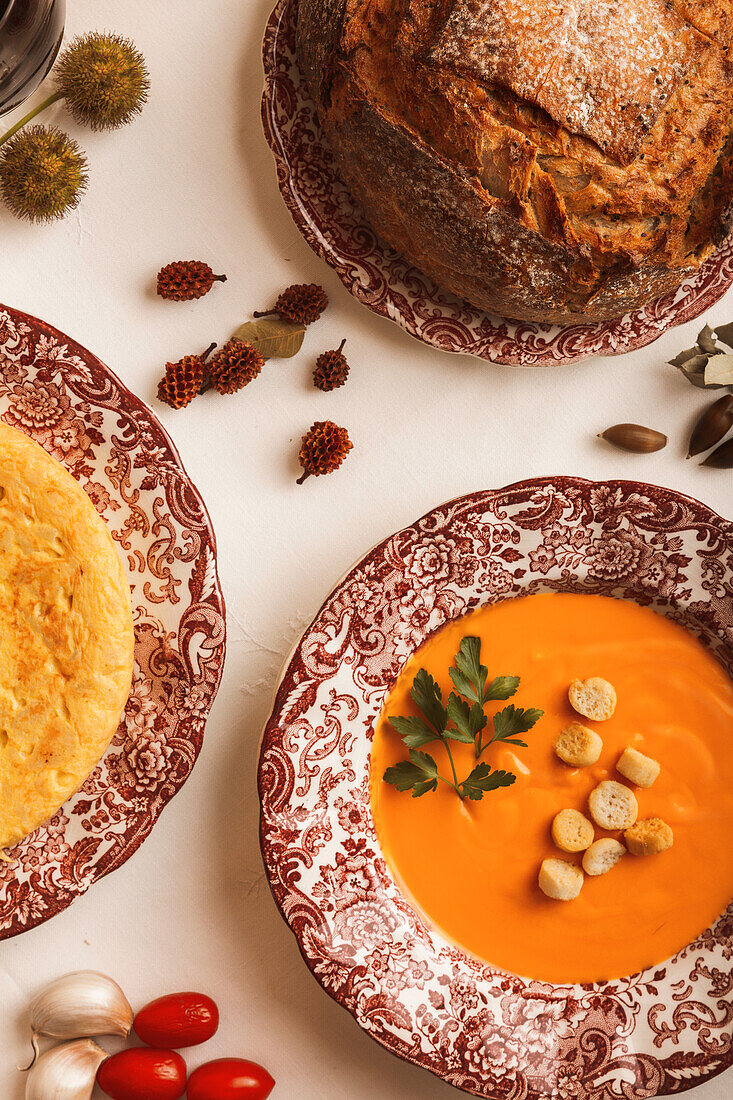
297;420;352;483
256;283;328;326
208;338;265;395
157;260;226;302
157;355;205;409
313;339;349;391
157;343;216;409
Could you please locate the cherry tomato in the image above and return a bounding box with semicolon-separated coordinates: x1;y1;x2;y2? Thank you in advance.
134;991;220;1048
97;1048;187;1100
186;1058;275;1100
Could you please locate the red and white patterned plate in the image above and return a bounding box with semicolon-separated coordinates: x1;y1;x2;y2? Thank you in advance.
0;304;226;939
260;478;733;1097
261;0;733;366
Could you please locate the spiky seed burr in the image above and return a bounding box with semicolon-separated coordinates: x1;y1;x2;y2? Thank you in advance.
0;125;87;222
55;32;150;131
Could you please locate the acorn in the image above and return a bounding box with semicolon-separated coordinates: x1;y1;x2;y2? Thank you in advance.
701;438;733;468
687;394;733;458
599;424;667;453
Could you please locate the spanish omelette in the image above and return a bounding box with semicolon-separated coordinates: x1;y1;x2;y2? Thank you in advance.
0;421;134;852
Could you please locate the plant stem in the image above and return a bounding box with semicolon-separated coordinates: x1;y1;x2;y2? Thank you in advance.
442;737;463;799
0;91;63;148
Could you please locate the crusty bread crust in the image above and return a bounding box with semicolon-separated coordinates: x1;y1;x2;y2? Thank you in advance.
297;0;733;323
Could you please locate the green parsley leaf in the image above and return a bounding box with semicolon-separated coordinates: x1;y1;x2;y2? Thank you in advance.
383;636;542;803
482;675;520;702
383;749;439;797
411;668;448;733
491;704;544;744
447;693;487;741
448;665;479;703
449;636;488;703
388;714;438;748
460;762;516;801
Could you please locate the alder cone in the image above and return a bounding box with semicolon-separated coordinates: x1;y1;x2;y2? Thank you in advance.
157;355;206;409
157;260;226;301
298;420;352;481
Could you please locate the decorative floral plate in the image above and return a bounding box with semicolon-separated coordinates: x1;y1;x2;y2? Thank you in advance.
259;478;733;1098
0;304;226;938
261;0;733;367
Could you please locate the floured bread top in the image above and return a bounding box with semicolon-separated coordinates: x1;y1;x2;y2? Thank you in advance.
309;0;733;319
430;0;708;164
0;421;134;851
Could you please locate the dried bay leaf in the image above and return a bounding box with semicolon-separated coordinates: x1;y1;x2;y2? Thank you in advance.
704;353;733;387
697;324;718;354
668;347;702;368
232;317;305;359
713;322;733;351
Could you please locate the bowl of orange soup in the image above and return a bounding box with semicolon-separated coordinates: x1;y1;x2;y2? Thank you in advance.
259;477;733;1098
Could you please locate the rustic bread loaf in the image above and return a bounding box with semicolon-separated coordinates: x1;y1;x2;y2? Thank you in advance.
297;0;733;323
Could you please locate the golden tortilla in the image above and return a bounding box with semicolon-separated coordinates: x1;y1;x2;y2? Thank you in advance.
0;421;134;851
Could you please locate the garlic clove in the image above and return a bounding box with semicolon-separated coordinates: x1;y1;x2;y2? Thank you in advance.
29;971;133;1041
25;1038;107;1100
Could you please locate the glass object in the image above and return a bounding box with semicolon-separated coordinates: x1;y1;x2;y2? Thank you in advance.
0;0;65;118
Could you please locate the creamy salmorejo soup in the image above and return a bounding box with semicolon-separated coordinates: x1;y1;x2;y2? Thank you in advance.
370;593;733;983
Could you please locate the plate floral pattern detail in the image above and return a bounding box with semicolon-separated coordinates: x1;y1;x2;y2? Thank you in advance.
261;0;733;367
259;478;733;1097
0;304;226;939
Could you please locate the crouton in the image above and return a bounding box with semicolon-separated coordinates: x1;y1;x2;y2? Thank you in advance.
588;780;638;830
624;818;674;856
617;747;660;788
582;838;626;876
538;858;584;901
568;677;617;721
552;809;595;853
554;723;603;767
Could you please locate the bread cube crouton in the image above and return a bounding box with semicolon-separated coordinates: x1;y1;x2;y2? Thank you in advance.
552;809;595;853
568;677;617;721
554;723;603;767
588;780;638;831
582;838;626;876
616;747;660;788
538;858;584;901
624;818;674;856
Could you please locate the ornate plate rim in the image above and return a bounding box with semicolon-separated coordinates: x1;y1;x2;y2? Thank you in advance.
258;475;733;1098
260;0;733;367
0;302;227;938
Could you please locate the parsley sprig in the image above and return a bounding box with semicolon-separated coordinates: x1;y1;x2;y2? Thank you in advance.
383;636;543;801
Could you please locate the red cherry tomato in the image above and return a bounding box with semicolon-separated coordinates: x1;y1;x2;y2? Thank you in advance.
134;992;220;1048
97;1048;187;1100
186;1058;275;1100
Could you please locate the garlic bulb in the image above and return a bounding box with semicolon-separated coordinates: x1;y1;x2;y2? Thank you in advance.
29;971;133;1041
26;1039;106;1100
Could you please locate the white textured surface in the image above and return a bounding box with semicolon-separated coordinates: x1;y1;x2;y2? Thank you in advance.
0;1;731;1097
